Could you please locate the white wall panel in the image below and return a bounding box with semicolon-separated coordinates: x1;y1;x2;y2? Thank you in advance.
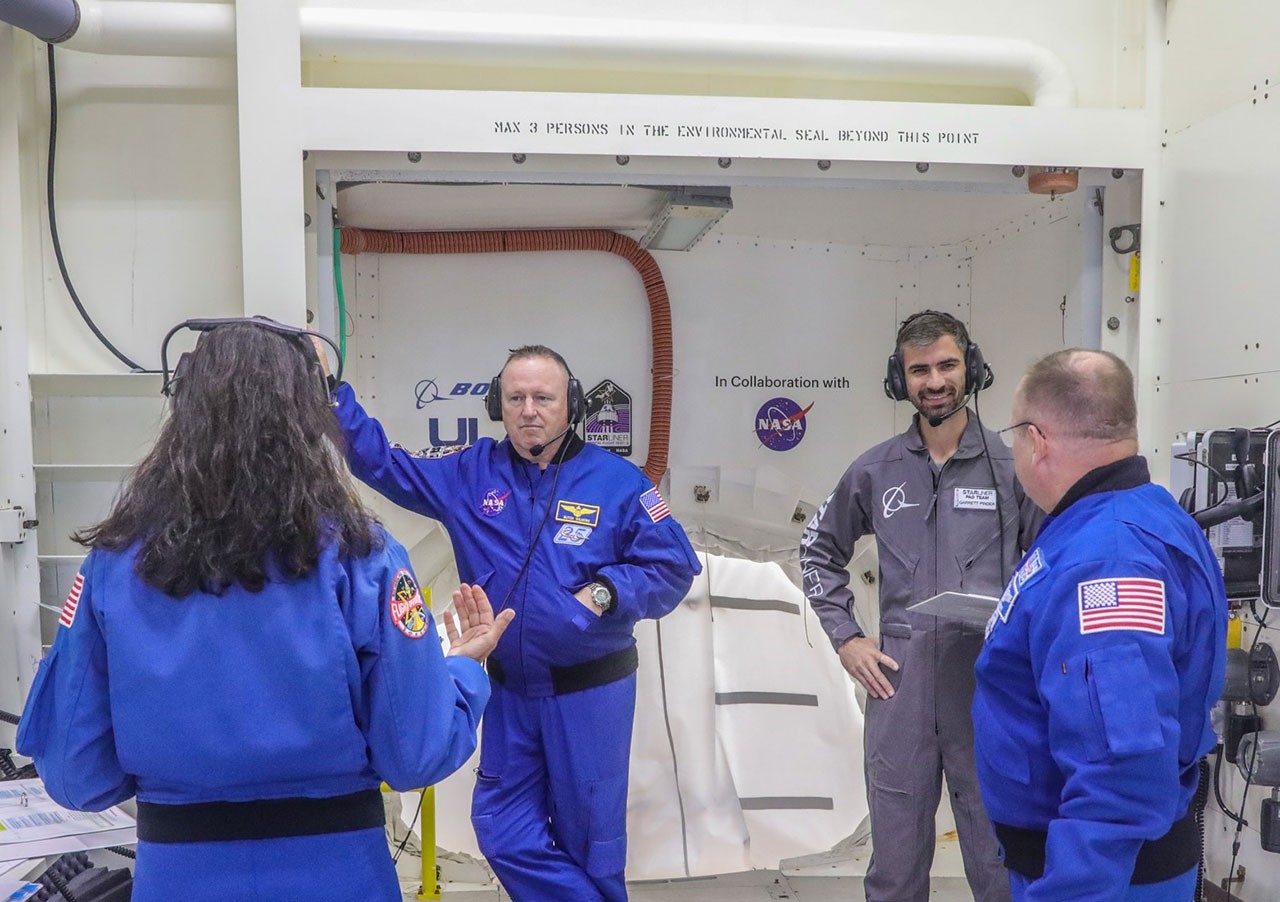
27;51;243;373
1164;0;1280;135
967;194;1088;427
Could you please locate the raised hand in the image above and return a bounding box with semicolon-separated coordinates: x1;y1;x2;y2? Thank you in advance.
444;583;515;663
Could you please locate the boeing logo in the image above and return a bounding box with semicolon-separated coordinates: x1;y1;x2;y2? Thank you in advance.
415;378;493;408
881;483;921;518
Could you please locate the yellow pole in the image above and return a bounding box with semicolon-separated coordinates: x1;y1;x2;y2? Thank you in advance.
418;786;441;900
417;585;441;900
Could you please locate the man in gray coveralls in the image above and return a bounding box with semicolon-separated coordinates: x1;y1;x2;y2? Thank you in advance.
800;310;1041;902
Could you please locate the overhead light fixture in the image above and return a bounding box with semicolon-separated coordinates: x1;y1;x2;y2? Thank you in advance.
640;188;733;251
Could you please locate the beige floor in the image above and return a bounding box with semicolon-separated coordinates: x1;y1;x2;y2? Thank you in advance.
399;834;978;901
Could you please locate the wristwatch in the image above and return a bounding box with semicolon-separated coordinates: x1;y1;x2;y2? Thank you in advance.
587;581;614;613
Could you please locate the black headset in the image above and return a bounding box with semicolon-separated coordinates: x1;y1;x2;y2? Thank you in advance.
485;362;585;426
883;309;993;401
161;317;343;403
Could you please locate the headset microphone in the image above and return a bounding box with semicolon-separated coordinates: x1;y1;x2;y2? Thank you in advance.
530;425;573;458
925;389;975;428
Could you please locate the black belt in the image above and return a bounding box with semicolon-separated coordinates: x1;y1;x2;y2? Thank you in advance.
488;644;639;695
136;788;385;844
994;800;1199;885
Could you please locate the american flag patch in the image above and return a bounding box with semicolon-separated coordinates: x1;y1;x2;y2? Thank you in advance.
640;487;670;523
1077;577;1165;635
59;572;85;629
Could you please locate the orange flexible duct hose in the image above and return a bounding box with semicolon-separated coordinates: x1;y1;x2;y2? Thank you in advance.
340;228;673;485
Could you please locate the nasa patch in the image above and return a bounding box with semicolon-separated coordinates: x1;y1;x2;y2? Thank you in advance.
480;488;510;517
389;569;429;639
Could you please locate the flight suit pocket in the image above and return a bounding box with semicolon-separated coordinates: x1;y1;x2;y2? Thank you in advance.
585;773;629;878
557;584;599;632
879;622;911;691
875;532;921;604
1085;644;1163;759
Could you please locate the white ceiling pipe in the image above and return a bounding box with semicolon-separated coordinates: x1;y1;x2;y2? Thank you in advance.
304;11;1077;107
67;1;235;58
50;3;1076;107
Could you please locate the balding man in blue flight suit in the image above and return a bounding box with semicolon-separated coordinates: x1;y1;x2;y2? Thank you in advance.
328;344;701;901
974;349;1227;901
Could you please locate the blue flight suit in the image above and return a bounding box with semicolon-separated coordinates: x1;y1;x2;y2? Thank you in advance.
16;529;489;902
335;383;701;901
974;457;1227;901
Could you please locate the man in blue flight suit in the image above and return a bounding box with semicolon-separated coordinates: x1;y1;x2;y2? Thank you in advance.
974;349;1227;900
329;344;701;901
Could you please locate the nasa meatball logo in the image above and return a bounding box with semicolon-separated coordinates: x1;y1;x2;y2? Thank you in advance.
480;488;510;517
755;397;813;452
390;569;429;639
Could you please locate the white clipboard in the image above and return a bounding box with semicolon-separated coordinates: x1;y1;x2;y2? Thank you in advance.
905;591;999;628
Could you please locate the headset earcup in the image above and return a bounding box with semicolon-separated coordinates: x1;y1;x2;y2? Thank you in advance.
567;378;585;425
884;353;908;401
967;341;993;393
485;376;503;422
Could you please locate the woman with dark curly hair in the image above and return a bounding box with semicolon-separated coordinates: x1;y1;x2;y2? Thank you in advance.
17;320;511;901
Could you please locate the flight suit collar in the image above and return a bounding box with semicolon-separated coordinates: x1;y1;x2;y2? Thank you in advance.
903;410;989;460
503;430;587;467
1050;455;1150;517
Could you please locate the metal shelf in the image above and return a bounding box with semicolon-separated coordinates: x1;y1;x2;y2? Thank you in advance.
30;373;164;398
33;464;134;482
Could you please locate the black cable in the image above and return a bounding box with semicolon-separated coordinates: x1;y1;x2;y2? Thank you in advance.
1173;452;1230;488
0;749;17;780
1196;756;1209;902
1213;744;1247;829
1226;736;1257;895
391;789;424;865
1223;606;1270;889
0;709;19;725
491;425;576;616
104;845;136;860
971;392;1007;583
46;45;145;372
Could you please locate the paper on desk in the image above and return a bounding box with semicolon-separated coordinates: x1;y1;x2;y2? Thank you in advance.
0;880;41;901
0;780;135;863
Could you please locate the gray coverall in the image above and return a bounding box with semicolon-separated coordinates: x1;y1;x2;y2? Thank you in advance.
800;413;1041;902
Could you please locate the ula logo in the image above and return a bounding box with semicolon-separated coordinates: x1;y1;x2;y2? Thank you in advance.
755;397;813;452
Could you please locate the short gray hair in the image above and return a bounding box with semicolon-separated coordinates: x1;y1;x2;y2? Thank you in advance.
895;310;970;357
1020;349;1137;442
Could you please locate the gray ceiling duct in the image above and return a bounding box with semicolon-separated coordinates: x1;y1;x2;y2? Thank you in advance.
0;0;79;43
